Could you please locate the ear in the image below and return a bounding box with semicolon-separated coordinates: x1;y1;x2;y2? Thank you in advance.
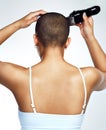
33;34;39;46
65;37;71;48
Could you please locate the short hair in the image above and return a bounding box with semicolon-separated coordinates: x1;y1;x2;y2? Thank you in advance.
35;12;70;47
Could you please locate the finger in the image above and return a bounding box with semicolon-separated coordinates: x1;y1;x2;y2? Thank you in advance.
83;13;88;23
88;16;93;25
29;10;47;21
76;23;83;29
83;12;93;27
35;10;47;15
76;23;82;27
32;10;47;17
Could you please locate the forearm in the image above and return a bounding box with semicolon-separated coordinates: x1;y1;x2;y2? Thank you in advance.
85;36;106;72
78;14;106;71
0;21;21;45
0;10;46;45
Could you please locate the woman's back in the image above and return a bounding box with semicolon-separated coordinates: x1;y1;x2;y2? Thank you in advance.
17;62;89;130
14;61;90;114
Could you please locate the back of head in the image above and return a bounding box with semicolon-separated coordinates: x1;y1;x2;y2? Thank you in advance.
35;12;69;47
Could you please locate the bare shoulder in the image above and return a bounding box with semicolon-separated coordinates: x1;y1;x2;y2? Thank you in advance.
0;61;28;90
80;66;103;91
81;66;99;77
0;61;27;73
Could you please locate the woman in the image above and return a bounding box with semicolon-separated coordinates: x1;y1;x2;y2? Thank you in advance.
0;10;106;130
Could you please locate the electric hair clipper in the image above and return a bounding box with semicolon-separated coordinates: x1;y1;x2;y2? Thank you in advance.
67;6;101;26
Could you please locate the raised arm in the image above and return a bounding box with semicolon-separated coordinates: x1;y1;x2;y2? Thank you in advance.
77;13;106;72
0;10;46;45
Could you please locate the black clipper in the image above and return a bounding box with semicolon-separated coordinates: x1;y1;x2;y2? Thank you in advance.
67;6;101;26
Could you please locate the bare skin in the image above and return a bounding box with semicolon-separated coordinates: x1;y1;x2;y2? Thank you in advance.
0;11;106;115
78;13;106;72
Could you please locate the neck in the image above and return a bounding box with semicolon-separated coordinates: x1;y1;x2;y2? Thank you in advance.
41;47;65;63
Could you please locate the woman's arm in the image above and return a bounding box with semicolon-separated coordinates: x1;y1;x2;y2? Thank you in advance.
84;34;106;72
77;13;106;72
0;10;46;45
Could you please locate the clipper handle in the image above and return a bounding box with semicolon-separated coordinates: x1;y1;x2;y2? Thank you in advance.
67;6;101;26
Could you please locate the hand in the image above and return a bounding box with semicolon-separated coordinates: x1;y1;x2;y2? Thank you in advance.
17;10;46;29
0;10;46;45
77;13;94;40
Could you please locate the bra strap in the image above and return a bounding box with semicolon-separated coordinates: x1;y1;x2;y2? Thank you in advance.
29;66;36;113
78;68;87;114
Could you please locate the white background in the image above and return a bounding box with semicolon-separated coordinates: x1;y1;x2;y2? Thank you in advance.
0;0;106;130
